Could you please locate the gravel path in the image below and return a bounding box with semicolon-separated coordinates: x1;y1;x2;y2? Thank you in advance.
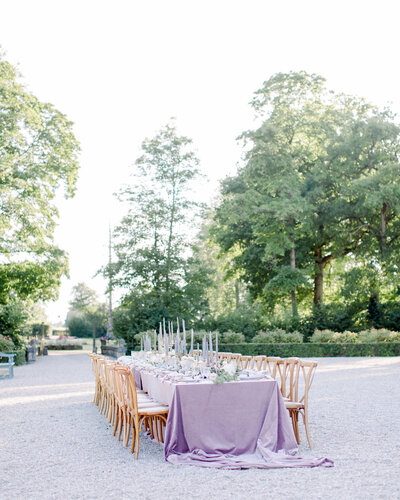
1;352;399;499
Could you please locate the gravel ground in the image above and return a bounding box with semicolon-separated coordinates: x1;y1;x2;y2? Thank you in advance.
1;352;399;500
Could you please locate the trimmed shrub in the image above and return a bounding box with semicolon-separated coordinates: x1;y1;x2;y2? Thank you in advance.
219;342;400;357
46;344;83;350
252;329;303;343
220;331;245;344
310;328;400;344
359;328;400;343
13;350;26;365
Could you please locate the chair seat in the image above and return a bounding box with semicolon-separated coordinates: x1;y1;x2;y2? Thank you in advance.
285;401;304;410
137;401;167;408
137;394;152;401
138;406;169;415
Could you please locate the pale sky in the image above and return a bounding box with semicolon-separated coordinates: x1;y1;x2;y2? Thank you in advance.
1;0;400;323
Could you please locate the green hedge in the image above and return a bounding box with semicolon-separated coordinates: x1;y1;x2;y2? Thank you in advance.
219;342;400;357
46;344;83;350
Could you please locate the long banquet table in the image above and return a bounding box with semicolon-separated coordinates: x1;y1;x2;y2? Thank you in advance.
126;361;333;470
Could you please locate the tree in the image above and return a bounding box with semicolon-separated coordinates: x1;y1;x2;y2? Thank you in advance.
212;71;400;315
69;282;99;312
66;283;107;338
0;52;80;304
108;121;207;335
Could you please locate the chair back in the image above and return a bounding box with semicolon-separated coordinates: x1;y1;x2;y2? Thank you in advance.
238;355;252;369
229;353;242;364
265;357;281;378
104;360;116;394
293;360;318;405
219;352;233;362
277;357;299;400
252;355;267;371
116;366;139;422
114;365;129;409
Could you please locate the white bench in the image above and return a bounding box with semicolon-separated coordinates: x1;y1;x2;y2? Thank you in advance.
0;352;15;379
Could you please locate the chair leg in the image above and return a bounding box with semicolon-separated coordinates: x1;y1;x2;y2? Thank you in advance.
303;409;313;449
113;406;120;436
117;410;124;442
290;410;300;445
123;415;131;447
153;417;160;444
157;418;164;443
130;422;138;454
135;420;141;459
146;417;155;440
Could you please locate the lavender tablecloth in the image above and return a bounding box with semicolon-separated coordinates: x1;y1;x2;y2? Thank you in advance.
133;366;333;469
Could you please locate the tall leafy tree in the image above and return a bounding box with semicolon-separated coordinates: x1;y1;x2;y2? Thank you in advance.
213;71;400;314
109;121;206;334
0;52;80;303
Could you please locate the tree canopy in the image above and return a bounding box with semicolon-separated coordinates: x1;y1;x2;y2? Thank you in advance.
106;121;209;337
212;71;400;317
0;52;80;305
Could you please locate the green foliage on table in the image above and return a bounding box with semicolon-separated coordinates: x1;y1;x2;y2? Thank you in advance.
213;369;239;384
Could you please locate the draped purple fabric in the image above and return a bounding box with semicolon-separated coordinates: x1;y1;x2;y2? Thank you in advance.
129;365;333;469
163;380;333;469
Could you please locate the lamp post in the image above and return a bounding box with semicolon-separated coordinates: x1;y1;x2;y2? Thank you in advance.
105;225;115;341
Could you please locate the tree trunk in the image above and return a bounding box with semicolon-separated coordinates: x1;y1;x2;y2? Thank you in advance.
235;279;240;310
166;178;177;293
313;259;324;305
380;202;387;256
290;246;298;317
92;325;96;353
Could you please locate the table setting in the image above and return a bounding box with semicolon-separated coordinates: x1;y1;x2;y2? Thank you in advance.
117;325;333;469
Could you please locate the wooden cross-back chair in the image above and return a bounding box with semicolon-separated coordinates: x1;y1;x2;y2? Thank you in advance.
113;366;167;446
115;366;169;458
218;352;233;362
277;357;299;401
251;356;281;378
264;357;281;378
113;365;129;443
238;355;252;369
229;353;242;365
88;354;103;406
96;357;108;415
252;355;267;371
104;360;118;424
285;360;318;448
